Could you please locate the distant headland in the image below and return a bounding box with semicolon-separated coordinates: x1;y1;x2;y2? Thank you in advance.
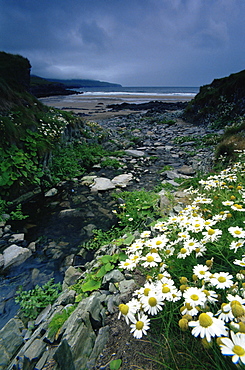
30;75;122;98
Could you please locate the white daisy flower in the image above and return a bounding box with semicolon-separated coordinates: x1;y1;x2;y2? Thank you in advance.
220;331;245;364
140;230;151;238
118;299;139;324
141;292;164;315
133;281;157;299
183;287;207;307
202;227;222;242
192;264;211;280
118;258;137;271
130;313;150;339
222;200;234;206
181;303;200;317
234;257;245;267
231;204;245;212
210;272;234;289
230;239;245;253
216;303;234;322
201;288;218;305
228;226;245;238
141;252;162;268
189;312;227;342
177;246;192;259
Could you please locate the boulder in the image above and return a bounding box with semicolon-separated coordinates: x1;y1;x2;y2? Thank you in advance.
90;178;116;192
125;149;145;157
0;318;24;369
3;244;32;269
111;173;133;187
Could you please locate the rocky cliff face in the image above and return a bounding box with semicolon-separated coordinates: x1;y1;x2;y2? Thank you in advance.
184;69;245;126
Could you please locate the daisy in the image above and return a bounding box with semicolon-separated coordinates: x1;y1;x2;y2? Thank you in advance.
141;252;162;268
133;281;157;299
202;228;222;242
192;264;211;280
118;299;139;324
127;239;144;254
189;312;227;342
210;272;234;289
201;288;218;305
177;246;192;259
219;331;245;364
180;303;200;317
141;292;164;315
231;204;245;212
216;303;234;322
118;258;137;271
140;230;151;238
230;240;245;253
234;257;245;267
222;200;234;206
228;226;245;238
183;287;207;307
183;238;201;252
130;313;150;339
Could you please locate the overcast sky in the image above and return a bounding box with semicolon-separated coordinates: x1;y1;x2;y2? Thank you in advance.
0;0;245;87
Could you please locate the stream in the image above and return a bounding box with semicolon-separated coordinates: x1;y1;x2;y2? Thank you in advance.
0;177;118;329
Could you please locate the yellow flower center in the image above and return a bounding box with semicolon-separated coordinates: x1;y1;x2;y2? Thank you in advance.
195;224;200;228
148;297;157;307
195;248;201;253
156;240;162;245
199;313;213;328
147;256;154;262
124;262;130;266
144;288;151;296
233;345;245;357
119;304;129;315
162;286;170;293
136;321;144;330
203;289;210;296
151;248;158;253
234;230;242;235
189;242;194;246
180;248;187;254
199;270;205;275
218;276;226;283
235;204;243;209
166;249;171;255
208;229;215;235
190;294;199;301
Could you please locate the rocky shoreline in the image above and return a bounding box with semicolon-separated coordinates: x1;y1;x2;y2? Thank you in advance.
0;104;224;370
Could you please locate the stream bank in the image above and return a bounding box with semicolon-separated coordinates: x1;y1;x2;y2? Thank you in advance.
0;105;224;369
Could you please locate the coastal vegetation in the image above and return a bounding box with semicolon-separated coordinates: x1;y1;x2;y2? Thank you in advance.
1;51;245;369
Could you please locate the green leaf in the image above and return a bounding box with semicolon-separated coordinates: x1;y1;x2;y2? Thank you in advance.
81;278;101;292
100;255;113;264
110;359;122;370
104;262;113;272
94;265;107;278
124;234;135;245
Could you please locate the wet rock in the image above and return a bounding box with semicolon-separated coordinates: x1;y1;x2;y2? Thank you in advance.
2;244;32;270
45;188;58;197
0;318;24;369
90;177;116;192
111;173;133;187
8;233;25;243
125;149;145;157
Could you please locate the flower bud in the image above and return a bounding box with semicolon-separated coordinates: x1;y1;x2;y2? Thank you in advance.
178;318;189;331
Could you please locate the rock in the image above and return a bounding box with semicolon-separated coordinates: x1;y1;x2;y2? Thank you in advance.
34;304;52;326
8;233;25;243
3;244;32;269
0;318;24;369
80;175;97;186
62;266;82;289
111;173;133;187
90;177;116;192
177;165;196;176
119;279;137;296
59;209;81;218
0;254;3;268
56;289;76;306
102;269;125;286
45;188;58;197
23;338;46;366
125;149;145;157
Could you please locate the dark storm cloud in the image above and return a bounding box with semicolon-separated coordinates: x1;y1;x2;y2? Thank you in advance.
0;0;245;86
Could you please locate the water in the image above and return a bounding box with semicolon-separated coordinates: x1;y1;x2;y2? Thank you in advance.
71;85;199;102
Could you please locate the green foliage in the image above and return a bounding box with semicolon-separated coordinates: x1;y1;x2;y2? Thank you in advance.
48;305;76;339
72;253;126;302
109;359;122;370
112;189;160;230
100;157;122;169
15;279;62;320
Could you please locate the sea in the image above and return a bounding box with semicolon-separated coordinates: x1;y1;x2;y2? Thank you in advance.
72;86;199;102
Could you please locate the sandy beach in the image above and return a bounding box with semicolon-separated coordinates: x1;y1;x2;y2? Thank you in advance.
39;93;194;120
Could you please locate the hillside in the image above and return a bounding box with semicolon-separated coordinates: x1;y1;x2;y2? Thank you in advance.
184;69;245;126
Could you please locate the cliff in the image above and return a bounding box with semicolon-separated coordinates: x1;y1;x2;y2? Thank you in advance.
184;69;245;127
